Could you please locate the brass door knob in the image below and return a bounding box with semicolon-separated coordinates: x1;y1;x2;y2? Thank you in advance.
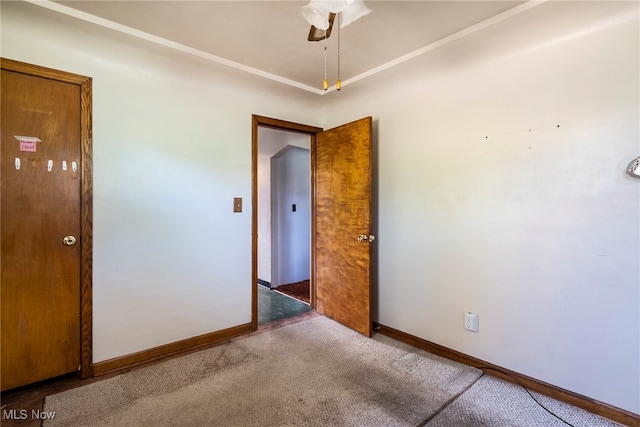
63;236;77;246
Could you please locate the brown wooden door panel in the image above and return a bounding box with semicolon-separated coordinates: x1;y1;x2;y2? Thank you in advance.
315;117;373;337
1;69;82;390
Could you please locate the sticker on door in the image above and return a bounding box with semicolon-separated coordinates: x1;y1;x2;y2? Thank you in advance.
15;135;41;152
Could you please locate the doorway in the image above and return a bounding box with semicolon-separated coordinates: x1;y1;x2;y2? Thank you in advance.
251;115;374;336
252;117;322;329
255;126;314;325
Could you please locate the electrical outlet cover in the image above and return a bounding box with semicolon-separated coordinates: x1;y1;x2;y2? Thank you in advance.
464;312;479;332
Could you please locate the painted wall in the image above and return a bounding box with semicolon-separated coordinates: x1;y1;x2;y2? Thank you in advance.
322;1;640;414
1;1;321;362
257;128;310;285
271;146;311;287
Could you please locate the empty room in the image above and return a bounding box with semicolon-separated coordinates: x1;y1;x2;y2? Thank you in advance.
1;1;638;426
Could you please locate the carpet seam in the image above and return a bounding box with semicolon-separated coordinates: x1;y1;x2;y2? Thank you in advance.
416;370;485;427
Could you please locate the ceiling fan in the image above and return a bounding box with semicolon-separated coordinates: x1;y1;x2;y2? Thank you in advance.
301;1;371;90
308;13;336;41
301;1;371;42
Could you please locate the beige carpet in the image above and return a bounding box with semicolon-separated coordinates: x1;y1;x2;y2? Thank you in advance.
43;316;481;427
426;375;620;427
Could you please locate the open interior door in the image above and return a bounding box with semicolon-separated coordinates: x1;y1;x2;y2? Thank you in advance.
314;117;373;337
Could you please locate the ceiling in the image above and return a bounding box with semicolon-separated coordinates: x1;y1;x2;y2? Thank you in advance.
44;1;533;93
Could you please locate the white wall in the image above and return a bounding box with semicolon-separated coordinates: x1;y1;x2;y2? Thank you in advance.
257;128;310;285
271;146;311;287
1;1;321;362
322;1;640;413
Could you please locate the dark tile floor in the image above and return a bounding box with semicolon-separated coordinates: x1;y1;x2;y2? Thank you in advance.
258;283;311;324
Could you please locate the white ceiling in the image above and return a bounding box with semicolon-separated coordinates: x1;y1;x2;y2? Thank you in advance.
35;1;627;94
39;0;533;93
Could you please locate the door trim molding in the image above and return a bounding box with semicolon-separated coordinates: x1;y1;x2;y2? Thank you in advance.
251;115;322;330
1;58;94;379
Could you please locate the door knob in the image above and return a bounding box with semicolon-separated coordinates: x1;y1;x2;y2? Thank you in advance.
63;236;77;246
357;234;375;243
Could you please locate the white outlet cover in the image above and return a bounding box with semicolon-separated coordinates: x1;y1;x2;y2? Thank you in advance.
464;312;479;332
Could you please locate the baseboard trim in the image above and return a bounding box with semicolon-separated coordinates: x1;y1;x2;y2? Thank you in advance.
374;322;639;427
257;279;271;288
93;323;253;376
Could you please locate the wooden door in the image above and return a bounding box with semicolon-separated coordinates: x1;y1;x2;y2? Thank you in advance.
315;117;373;337
1;60;92;390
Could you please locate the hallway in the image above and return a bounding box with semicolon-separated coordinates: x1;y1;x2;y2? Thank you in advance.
257;284;311;326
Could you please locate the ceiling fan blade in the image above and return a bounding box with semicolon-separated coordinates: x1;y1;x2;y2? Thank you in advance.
308;13;336;42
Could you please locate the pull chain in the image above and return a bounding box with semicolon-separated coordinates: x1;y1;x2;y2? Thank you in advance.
336;13;341;91
323;31;328;90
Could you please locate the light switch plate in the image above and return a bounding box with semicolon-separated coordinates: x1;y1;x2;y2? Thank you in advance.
233;197;242;213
